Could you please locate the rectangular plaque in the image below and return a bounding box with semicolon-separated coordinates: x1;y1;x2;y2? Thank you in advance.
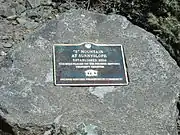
53;42;129;86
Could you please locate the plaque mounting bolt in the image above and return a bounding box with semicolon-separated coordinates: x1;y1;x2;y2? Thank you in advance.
85;43;91;49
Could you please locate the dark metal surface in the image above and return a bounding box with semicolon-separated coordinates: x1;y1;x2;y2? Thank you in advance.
53;42;128;86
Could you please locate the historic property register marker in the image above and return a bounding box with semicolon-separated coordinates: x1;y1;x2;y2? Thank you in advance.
53;42;129;86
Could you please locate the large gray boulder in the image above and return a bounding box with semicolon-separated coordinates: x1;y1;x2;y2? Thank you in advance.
0;9;180;135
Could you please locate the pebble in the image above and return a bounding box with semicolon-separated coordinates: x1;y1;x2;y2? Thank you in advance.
27;0;41;8
55;14;60;19
41;0;52;5
3;43;13;48
12;21;18;25
4;8;16;18
7;15;17;20
15;4;26;15
0;56;3;62
16;17;27;25
0;51;7;56
1;36;9;40
24;21;39;29
26;11;40;19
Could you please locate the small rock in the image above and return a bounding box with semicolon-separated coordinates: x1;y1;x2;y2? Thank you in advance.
0;56;3;62
12;21;18;25
58;126;68;134
26;11;40;19
7;15;17;20
55;14;60;19
18;0;24;5
3;43;13;48
10;2;18;8
27;0;41;8
51;2;57;8
0;51;7;56
0;9;5;16
15;4;26;15
40;0;52;5
47;16;52;19
43;129;51;135
1;36;9;40
16;17;27;25
34;18;40;22
4;8;16;18
24;21;38;29
20;12;26;18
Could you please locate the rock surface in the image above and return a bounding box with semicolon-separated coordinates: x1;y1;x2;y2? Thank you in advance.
0;9;180;135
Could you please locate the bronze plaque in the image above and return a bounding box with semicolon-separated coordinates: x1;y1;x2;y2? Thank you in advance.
53;42;129;86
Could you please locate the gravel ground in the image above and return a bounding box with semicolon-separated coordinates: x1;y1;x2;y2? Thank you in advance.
0;0;179;134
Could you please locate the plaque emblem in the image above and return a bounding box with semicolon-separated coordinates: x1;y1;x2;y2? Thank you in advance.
85;69;98;77
53;42;129;86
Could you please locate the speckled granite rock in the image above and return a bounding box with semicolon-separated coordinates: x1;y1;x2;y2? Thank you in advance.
0;9;180;135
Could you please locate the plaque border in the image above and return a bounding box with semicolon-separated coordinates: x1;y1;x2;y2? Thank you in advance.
53;42;129;86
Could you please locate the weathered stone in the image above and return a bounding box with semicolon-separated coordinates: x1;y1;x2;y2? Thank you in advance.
16;18;39;29
1;36;9;40
16;17;27;25
27;0;52;8
24;21;39;29
7;15;17;20
4;8;16;18
26;10;41;19
0;51;7;56
3;43;13;48
27;0;41;8
40;0;52;5
0;9;180;135
15;4;26;15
